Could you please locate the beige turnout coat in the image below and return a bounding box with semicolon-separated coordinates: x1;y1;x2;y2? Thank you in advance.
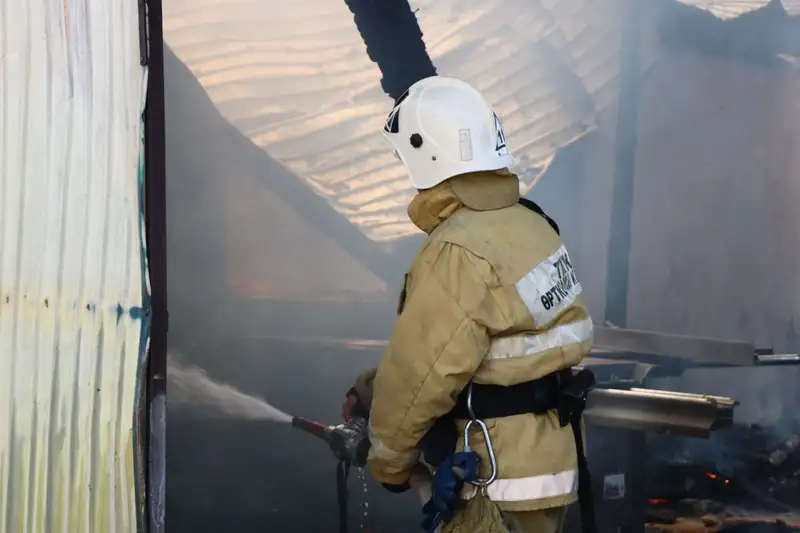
365;169;594;512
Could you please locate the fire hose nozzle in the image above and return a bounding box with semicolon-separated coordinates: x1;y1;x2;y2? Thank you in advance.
292;416;371;467
291;416;333;443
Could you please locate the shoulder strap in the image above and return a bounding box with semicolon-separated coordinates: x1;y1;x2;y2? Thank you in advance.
518;198;560;235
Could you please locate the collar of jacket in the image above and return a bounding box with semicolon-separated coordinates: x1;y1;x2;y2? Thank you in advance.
407;169;521;234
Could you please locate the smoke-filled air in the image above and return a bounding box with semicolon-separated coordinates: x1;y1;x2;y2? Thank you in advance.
163;0;800;532
168;355;292;423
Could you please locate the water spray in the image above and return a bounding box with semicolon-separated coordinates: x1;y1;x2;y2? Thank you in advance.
167;356;373;532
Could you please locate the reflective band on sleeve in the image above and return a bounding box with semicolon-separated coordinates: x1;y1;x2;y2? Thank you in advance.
515;245;583;327
485;318;594;360
461;469;579;502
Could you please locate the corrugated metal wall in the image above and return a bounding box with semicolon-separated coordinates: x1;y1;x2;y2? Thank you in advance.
0;1;149;532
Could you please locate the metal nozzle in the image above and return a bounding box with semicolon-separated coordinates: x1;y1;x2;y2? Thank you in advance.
291;416;333;443
292;416;371;467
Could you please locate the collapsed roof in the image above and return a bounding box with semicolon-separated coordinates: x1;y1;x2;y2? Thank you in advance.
163;0;798;242
678;0;799;18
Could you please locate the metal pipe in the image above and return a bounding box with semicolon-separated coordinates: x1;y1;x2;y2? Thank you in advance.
755;353;800;366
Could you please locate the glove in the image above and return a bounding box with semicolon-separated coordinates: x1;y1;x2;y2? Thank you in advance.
342;368;377;421
420;451;480;532
341;391;366;421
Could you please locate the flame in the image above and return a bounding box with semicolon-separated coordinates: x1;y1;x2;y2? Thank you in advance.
649;499;669;504
705;472;731;484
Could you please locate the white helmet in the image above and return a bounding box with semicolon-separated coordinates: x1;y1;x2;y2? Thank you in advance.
382;76;515;190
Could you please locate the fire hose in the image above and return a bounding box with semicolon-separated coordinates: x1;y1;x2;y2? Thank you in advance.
291;416;461;532
291;377;596;533
291;416;371;468
290;383;504;533
291;416;371;533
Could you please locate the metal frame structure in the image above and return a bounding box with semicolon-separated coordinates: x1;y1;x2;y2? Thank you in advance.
592;326;758;366
577;323;798;533
143;0;168;531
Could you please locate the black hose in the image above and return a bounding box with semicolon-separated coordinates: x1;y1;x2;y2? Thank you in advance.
336;459;351;533
343;0;437;100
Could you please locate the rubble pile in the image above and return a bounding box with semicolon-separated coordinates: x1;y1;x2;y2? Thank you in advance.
644;423;800;533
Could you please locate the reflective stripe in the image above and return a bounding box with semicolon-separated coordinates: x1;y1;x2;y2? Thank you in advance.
367;421;419;468
462;469;579;502
486;318;594;360
515;245;583;327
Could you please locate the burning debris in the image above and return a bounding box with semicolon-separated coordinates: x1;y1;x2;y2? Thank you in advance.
645;501;799;533
644;423;800;533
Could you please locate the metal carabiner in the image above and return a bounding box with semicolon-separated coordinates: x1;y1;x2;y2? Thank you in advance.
462;383;498;488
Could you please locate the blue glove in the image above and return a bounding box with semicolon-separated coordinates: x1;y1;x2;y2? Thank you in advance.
420;451;480;532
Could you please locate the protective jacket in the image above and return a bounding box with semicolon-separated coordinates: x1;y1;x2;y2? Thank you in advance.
366;169;594;512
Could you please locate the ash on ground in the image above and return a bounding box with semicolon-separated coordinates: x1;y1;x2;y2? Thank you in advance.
644;421;800;533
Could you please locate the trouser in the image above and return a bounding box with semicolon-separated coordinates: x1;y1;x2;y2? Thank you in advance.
503;506;568;533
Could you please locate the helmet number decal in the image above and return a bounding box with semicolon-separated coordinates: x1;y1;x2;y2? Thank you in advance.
459;129;473;162
493;111;509;156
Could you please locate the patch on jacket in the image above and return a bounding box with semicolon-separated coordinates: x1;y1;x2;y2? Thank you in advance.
397;273;409;315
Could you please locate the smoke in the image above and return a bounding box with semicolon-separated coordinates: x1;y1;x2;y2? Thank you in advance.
167;354;293;423
160;2;800;530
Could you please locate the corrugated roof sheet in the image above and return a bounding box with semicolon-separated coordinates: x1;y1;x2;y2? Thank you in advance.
164;0;796;243
163;0;629;241
0;1;149;532
677;0;800;18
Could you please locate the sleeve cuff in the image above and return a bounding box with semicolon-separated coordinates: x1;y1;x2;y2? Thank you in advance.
367;460;413;486
381;482;411;494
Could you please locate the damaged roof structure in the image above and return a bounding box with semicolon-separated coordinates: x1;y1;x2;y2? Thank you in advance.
164;0;800;350
164;0;799;240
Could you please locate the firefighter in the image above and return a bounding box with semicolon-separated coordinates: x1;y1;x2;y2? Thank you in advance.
343;76;596;533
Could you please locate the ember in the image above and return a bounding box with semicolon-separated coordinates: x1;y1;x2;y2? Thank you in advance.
644;423;800;533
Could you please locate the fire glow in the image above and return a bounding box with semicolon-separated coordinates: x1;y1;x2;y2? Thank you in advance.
705;471;731;485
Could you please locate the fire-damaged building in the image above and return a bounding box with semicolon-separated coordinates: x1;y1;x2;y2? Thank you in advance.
162;0;800;532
